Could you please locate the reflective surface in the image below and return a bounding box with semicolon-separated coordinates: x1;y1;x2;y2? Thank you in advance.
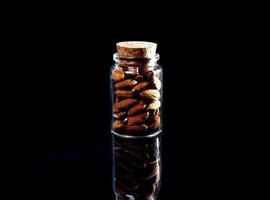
113;132;162;200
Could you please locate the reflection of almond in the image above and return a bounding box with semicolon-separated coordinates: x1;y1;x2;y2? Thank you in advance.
113;120;124;129
112;69;125;82
128;112;149;125
147;100;161;110
125;124;148;133
143;163;159;179
132;82;150;92
115;90;133;99
148;114;160;131
113;111;126;119
156;169;161;183
115;79;137;89
140;89;160;100
128;101;146;115
118;99;137;110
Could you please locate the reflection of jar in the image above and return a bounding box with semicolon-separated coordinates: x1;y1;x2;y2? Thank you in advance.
113;132;161;200
111;41;163;200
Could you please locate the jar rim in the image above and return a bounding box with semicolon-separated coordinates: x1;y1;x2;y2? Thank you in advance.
113;53;160;63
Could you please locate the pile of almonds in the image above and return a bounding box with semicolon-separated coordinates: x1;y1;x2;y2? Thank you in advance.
112;62;161;135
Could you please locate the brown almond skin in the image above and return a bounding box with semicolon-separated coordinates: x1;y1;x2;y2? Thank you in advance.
128;101;146;115
115;79;137;89
134;74;144;82
140;89;160;100
132;81;150;92
113;102;120;113
125;124;148;133
115;90;133;99
118;99;137;110
139;67;154;76
119;59;148;66
113;120;124;129
148;114;160;131
113;111;126;119
112;69;125;82
128;112;149;125
142;70;154;81
149;109;159;121
147;100;161;110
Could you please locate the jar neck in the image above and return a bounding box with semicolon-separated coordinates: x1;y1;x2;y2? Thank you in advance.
113;53;159;67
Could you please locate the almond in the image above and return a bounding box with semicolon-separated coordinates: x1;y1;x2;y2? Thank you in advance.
115;90;133;99
113;102;120;113
125;124;148;133
113;111;127;119
128;112;149;125
147;100;161;110
134;74;144;82
139;67;154;76
112;69;125;82
123;67;139;77
140;89;160;100
132;81;150;92
141;70;154;80
115;79;137;89
148;114;160;131
119;59;146;66
128;101;146;115
118;99;137;110
149;109;159;121
113;120;124;130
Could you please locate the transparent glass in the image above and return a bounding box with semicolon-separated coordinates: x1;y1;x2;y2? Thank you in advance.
111;53;163;200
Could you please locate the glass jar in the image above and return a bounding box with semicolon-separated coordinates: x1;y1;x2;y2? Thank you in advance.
111;42;162;200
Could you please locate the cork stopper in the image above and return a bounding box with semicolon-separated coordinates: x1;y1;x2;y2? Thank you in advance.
116;41;157;59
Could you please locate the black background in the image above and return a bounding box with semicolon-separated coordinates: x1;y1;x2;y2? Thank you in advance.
0;7;239;199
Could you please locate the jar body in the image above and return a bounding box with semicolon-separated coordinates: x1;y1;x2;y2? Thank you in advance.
111;53;163;199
